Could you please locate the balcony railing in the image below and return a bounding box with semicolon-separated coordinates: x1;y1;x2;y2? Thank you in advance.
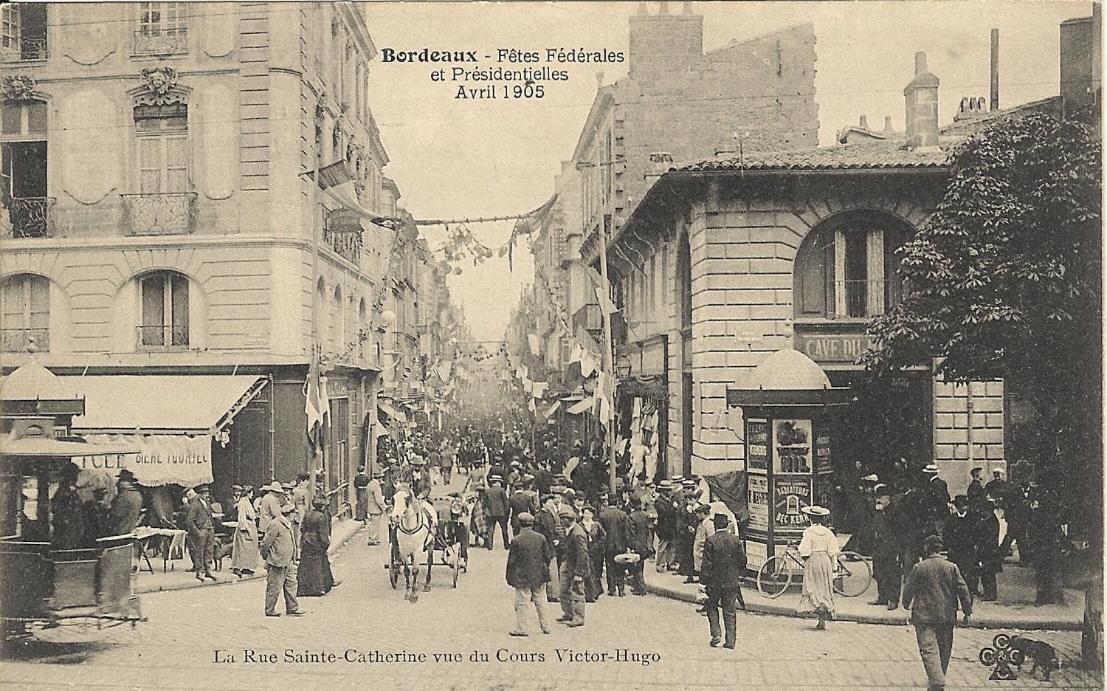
1;328;49;352
121;192;196;236
133;28;189;56
836;279;886;318
136;324;189;350
323;225;362;264
2;196;55;238
1;37;49;62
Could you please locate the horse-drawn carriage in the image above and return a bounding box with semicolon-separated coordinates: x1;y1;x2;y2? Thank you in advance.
387;489;468;600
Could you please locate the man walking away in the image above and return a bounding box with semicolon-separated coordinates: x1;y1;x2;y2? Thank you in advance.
439;444;455;485
653;480;677;572
353;466;370;522
598;494;629;596
944;495;978;600
627;496;653;595
506;512;551;636
701;513;747;649
557;510;589;628
483;476;511;550
260;502;306;617
903;535;972;691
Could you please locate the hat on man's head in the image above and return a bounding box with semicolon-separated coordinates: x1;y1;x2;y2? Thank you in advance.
489;475;503;484
970;467;983;475
923;464;940;474
800;505;830;517
671;475;684;483
195;484;211;494
263;481;284;493
658;480;673;490
712;513;730;529
681;479;698;488
232;484;243;492
992;468;1005;476
118;469;137;482
517;512;535;526
558;508;577;522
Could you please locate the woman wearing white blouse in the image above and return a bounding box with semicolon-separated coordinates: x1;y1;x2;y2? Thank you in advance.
797;505;839;630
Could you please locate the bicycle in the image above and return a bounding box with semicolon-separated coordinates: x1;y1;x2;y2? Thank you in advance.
755;542;872;599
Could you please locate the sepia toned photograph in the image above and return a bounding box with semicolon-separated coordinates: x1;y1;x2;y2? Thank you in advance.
0;1;1102;688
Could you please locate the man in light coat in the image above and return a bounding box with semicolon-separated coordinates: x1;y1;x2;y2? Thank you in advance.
903;534;973;691
260;502;306;617
257;482;285;535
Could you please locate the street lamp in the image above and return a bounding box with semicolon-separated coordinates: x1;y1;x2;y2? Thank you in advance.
615;354;633;379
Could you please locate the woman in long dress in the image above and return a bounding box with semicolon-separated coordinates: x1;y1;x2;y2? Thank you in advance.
297;497;330;596
797;505;839;630
231;486;259;577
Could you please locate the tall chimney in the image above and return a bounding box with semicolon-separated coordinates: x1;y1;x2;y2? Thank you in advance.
904;52;940;149
990;29;1000;111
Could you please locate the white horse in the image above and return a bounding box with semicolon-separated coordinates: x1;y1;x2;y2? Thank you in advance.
390;485;435;602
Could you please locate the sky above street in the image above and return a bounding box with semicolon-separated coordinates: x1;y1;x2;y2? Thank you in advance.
363;0;1092;342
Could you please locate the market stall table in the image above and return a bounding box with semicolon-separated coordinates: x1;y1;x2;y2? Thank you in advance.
132;527;187;573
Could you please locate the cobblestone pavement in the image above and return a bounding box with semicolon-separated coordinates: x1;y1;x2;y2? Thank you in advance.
1;514;1101;690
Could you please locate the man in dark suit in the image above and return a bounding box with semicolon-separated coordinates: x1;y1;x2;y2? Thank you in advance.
108;468;144;536
944;495;979;599
973;496;1002;601
870;486;903;609
509;476;540;536
534;494;564;603
653;480;678;572
903;535;972;691
556;510;590;627
923;464;951;536
966;468;985;503
700;513;747;649
505;512;551;636
598;494;630;596
184;485;217;582
483;476;510;550
626;496;653;596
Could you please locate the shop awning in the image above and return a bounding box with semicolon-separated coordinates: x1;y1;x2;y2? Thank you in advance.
0;435;140;458
61;375;269;434
378;401;406;424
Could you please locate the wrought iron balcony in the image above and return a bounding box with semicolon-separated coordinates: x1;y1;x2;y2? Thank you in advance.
1;37;49;62
121;192;196;236
2;196;55;238
136;324;189;350
133;28;189;56
836;279;886;319
323;227;362;264
1;328;49;352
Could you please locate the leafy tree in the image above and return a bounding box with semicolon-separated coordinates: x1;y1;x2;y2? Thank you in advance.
864;112;1101;537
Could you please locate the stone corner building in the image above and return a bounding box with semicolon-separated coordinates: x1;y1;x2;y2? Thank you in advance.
608;7;1099;492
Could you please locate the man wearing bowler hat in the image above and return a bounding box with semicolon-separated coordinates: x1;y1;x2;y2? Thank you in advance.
701;513;747;649
109;468;144;536
903;534;972;691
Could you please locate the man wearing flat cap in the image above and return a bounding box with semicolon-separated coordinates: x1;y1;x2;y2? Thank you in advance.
505;512;551;636
903;534;972;691
557;509;589;627
966;467;985;504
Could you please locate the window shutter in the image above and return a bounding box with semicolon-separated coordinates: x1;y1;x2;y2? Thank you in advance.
797;228;830;317
28;276;49;329
139;138;162;193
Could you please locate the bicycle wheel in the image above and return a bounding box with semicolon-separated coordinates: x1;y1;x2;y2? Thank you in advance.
832;551;872;597
757;556;793;598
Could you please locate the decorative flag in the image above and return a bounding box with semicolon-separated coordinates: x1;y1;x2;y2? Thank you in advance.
528;333;540;356
303;352;324;455
319;375;331;426
595;285;618;316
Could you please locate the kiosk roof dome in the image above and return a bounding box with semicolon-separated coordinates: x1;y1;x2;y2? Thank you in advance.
0;359;71;401
747;348;832;390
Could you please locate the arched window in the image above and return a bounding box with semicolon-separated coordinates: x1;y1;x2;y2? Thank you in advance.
314;277;327;344
138;270;189;348
329;284;343;352
677;232;692;331
1;273;49;351
793;211;909;319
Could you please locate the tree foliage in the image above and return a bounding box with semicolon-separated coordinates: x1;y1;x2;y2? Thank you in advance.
864;111;1101;526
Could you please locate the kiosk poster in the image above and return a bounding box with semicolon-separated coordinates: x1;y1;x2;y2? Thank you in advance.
773;419;812;474
747;419;769;472
774;477;812;531
814;427;832;474
747;474;769;532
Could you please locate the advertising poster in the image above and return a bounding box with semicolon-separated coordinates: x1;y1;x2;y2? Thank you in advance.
747;474;769;533
746;418;769;472
773;477;813;532
773;419;812;474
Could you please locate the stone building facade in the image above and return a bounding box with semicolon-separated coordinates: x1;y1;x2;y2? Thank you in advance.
0;3;427;512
